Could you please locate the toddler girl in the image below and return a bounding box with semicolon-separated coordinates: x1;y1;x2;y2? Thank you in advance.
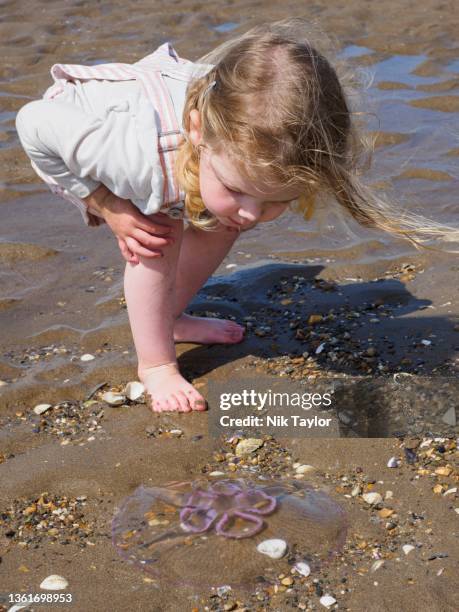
15;18;452;414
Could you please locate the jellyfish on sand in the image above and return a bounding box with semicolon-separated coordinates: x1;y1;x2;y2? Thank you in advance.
112;477;347;589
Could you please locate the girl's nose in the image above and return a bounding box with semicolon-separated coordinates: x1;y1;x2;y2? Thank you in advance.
237;201;262;223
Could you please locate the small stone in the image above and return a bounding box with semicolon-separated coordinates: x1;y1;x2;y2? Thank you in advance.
169;429;183;436
281;577;293;586
308;314;323;325
80;354;95;361
315;342;326;355
441;406;456;427
433;484;443;494
209;471;225;477
33;403;52;415
235;438;264;457
378;508;394;519
320;594;337;608
295;464;315;475
362;492;383;505
0;380;8;387
435;466;452;477
40;575;69;590
216;585;232;597
293;562;311;577
256;538;287;559
124;381;145;401
443;487;457;496
421;339;431;346
402;545;415;556
102;392;126;406
385;490;393;500
387;457;400;468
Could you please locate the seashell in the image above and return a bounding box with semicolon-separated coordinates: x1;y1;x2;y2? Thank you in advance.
256;538;287;559
293;561;311;577
80;353;95;361
371;560;385;572
387;457;400;468
295;464;315;475
124;381;145;401
40;574;69;590
102;392;126;406
402;544;415;555
362;492;383;505
33;403;52;415
320;594;337;608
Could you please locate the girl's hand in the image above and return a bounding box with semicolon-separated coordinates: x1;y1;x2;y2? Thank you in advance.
83;185;174;264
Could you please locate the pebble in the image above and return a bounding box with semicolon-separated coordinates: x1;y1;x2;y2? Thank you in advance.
40;575;69;590
295;464;315;475
33;403;52;415
102;392;126;406
387;457;400;468
256;538;287;559
0;380;8;387
315;343;326;355
435;466;452;477
402;545;415;556
124;381;145;401
80;354;95;361
362;492;383;505
441;406;456;427
293;561;311;577
320;594;337;608
235;438;264;456
421;339;431;346
351;485;361;497
209;471;225;476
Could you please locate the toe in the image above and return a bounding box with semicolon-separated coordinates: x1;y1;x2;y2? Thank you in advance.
164;395;181;412
175;390;192;413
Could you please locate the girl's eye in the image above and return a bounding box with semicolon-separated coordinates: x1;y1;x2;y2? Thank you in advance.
225;186;242;195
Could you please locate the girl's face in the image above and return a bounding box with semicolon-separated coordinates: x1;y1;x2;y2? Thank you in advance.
198;147;302;230
188;109;302;230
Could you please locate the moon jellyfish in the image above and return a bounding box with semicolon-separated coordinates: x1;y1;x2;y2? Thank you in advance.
112;477;347;590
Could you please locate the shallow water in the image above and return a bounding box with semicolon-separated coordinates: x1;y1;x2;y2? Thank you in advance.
0;0;458;402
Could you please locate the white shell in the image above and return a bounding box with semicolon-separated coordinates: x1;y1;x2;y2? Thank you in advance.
402;544;415;555
40;574;69;590
256;538;287;559
102;392;126;406
293;561;311;577
362;492;383;505
320;595;337;608
235;438;263;456
33;403;52;415
80;353;95;361
295;464;315;474
387;457;400;468
124;381;145;401
371;560;385;572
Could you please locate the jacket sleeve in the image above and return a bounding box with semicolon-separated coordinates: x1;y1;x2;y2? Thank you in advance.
15;96;154;203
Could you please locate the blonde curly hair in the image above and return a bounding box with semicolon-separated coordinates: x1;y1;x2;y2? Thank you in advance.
174;17;458;249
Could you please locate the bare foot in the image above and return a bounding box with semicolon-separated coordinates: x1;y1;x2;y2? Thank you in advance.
173;313;245;344
139;362;206;413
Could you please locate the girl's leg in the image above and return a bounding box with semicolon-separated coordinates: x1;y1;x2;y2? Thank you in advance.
172;223;245;344
123;214;205;413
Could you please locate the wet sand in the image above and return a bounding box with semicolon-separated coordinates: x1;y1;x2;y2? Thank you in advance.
1;0;458;610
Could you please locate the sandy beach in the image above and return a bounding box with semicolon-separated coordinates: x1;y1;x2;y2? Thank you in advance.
1;0;458;610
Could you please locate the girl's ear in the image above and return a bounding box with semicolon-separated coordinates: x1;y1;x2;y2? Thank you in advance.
188;109;203;146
